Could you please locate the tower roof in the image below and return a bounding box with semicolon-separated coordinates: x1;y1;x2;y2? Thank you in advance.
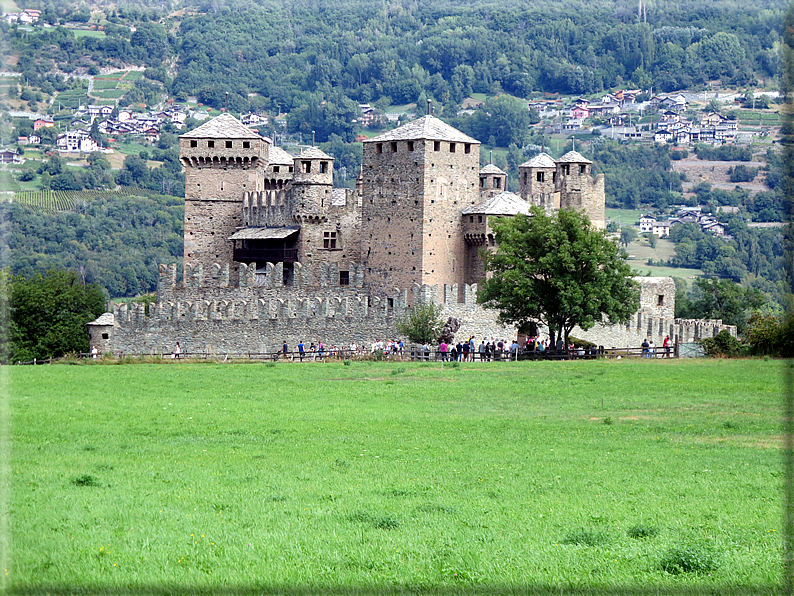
557;150;592;164
519;152;556;169
479;163;506;175
462;191;530;216
365;115;479;144
180;114;263;140
297;146;333;160
268;145;294;165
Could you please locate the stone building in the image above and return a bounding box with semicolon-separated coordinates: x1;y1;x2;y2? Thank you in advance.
90;113;735;355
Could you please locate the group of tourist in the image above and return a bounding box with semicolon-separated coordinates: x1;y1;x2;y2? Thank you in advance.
641;335;672;358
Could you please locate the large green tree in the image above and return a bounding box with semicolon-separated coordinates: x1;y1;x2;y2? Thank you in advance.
9;269;106;363
478;207;640;346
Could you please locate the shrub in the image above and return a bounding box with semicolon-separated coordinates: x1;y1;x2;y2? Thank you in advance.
660;543;718;574
72;474;100;486
701;329;744;357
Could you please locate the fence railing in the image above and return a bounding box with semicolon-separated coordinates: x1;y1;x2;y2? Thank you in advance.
16;344;679;365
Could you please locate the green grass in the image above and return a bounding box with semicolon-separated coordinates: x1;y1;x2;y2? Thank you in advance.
124;70;144;81
117;141;153;156
90;89;125;99
92;79;121;90
6;360;782;594
72;29;106;38
605;209;641;227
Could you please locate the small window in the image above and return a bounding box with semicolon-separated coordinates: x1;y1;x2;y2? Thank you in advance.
657;295;664;306
288;166;294;173
273;166;280;173
243;141;250;149
552;172;557;182
101;333;109;340
449;143;456;153
190;140;197;148
387;297;394;308
407;141;414;151
390;142;397;152
469;216;474;222
323;231;337;249
480;177;486;188
339;271;349;285
464;143;471;154
562;164;570;175
494;178;501;189
208;140;215;148
226;140;233;148
580;164;586;174
376;143;383;154
537;171;544;182
320;161;328;173
478;215;483;223
434;141;440;151
302;161;311;173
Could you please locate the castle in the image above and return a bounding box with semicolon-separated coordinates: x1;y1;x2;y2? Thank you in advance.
89;113;734;355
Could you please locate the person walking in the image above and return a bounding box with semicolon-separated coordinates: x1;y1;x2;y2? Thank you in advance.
283;340;289;360
173;342;181;359
439;340;448;361
297;340;305;361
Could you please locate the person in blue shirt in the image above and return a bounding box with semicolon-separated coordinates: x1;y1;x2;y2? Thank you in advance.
297;340;305;361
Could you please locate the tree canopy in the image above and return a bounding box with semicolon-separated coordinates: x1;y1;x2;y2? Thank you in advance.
8;269;106;363
478;207;640;345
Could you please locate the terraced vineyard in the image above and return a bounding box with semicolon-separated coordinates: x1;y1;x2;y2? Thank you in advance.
13;187;169;212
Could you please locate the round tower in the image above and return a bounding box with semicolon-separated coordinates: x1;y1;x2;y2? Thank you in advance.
291;146;334;222
478;163;507;200
556;150;605;229
518;152;557;209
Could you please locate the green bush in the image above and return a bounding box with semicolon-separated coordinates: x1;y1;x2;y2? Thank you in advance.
701;329;744;357
560;528;609;546
660;542;718;574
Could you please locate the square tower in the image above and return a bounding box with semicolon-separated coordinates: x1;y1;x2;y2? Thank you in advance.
179;114;268;269
361;116;480;294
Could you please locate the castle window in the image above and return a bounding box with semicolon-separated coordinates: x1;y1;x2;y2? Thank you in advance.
376;143;383;154
339;271;349;286
494;177;501;189
273;166;280;173
580;164;587;174
243;141;250;149
480;177;486;188
537;172;545;182
207;141;215;148
320;161;328;173
190;140;197;148
434;141;441;151
562;165;570;175
407;141;414;151
387;298;394;309
101;333;109;340
470;216;474;222
449;143;456;153
464;144;471;154
226;141;233;148
289;166;293;173
323;231;337;249
553;172;557;182
302;161;311;173
390;142;397;152
657;295;665;306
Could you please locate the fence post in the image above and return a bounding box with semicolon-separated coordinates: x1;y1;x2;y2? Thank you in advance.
674;340;679;358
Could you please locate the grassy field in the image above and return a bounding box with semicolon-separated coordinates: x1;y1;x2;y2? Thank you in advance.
4;359;782;595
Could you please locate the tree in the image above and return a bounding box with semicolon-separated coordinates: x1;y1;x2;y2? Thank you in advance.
395;302;445;345
9;269;106;363
478;207;640;346
620;226;638;247
679;278;765;336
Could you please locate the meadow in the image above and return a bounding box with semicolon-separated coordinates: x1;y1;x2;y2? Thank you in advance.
4;359;783;595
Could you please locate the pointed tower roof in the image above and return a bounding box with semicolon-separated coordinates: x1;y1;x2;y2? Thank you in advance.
297;146;333;160
519;152;556;168
364;115;479;144
479;163;506;175
180;114;263;140
267;145;294;165
557;150;592;164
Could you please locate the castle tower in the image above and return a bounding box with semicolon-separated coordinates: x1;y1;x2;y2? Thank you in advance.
179;114;268;268
518;152;557;210
290;147;337;264
478;164;507;200
555;151;605;229
361;115;480;294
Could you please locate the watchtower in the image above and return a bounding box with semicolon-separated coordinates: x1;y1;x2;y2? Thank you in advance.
361;115;480;294
179;114;268;269
478;164;508;200
556;151;605;229
518;152;557;210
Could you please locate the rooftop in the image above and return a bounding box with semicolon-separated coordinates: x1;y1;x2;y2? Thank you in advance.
462;192;530;216
479;163;506;175
267;145;294;165
557;150;592;164
365;115;479;144
298;146;333;160
519;152;556;169
180;114;263;140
